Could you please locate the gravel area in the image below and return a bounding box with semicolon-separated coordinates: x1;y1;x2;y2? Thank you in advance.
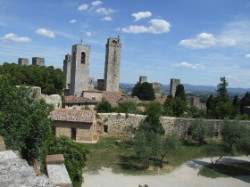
83;156;250;187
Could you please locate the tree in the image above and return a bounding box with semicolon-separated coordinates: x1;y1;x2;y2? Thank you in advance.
0;76;53;161
163;97;187;117
95;99;113;113
232;95;240;116
206;77;235;119
240;92;250;114
144;102;165;135
189;119;215;145
236;128;250;155
175;84;186;101
216;76;229;102
0;63;65;95
221;120;245;152
132;82;155;100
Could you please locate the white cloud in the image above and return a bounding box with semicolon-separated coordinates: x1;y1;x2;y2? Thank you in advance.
36;28;55;38
132;11;152;21
245;54;250;58
69;19;77;24
1;33;31;42
78;4;89;11
91;1;102;7
85;32;93;37
118;19;171;34
101;16;112;21
180;32;236;49
171;62;204;69
96;7;114;15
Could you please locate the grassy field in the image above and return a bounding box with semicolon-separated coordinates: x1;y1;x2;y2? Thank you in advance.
84;137;250;178
84;137;210;175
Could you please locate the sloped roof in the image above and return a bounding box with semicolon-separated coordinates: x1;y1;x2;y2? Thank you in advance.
65;96;97;104
50;109;96;123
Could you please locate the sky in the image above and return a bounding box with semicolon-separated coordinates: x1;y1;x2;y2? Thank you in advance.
0;0;250;88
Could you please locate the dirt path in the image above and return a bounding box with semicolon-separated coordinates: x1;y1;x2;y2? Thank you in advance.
83;156;250;187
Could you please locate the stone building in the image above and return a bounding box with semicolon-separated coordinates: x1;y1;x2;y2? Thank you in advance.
18;58;29;65
32;57;45;66
139;76;147;84
104;37;122;92
70;44;90;96
169;78;181;97
63;54;72;89
152;82;162;97
50;109;98;142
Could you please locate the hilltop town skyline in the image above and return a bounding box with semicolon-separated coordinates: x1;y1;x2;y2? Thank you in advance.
0;0;250;88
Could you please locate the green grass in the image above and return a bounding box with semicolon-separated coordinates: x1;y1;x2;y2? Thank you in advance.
199;162;250;178
84;137;216;175
84;137;249;177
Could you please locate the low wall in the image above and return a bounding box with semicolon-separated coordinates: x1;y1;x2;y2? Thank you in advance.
97;113;250;138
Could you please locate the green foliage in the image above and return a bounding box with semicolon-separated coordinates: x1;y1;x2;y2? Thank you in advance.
0;76;53;161
95;99;113;113
115;101;142;114
0;63;65;95
216;77;229;102
189;119;215;145
236;128;250;155
240;92;250;114
206;77;236;119
163;97;187;117
41;136;89;187
221;120;245;151
132;82;155;100
202;144;227;164
175;84;186;101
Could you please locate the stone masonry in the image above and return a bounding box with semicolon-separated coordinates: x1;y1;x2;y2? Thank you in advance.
104;37;122;92
97;113;250;138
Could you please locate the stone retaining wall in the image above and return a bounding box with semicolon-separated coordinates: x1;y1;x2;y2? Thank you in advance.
97;113;250;138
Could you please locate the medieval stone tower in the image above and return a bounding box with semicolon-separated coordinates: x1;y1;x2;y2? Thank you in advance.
104;37;122;92
169;78;181;97
70;44;90;96
63;54;72;89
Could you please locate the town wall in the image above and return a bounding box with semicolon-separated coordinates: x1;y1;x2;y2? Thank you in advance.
97;113;250;138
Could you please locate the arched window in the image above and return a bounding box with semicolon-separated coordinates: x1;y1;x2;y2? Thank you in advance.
81;52;86;64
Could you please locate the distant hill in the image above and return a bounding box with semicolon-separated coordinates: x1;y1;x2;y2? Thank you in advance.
120;83;250;96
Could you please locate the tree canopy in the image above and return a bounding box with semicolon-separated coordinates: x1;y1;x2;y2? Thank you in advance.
0;75;53;161
132;82;155;100
0;63;65;95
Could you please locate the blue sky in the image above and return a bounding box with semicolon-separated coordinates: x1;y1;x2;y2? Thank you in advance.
0;0;250;88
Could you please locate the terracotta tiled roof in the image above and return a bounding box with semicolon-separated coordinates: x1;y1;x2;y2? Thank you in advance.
83;89;103;93
65;96;97;104
50;109;96;123
102;92;122;107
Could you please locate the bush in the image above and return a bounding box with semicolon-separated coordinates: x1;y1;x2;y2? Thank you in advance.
40;136;89;187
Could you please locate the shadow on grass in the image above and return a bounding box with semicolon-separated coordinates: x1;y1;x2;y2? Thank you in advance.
118;155;144;171
198;158;250;183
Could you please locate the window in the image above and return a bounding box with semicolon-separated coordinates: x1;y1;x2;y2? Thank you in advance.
81;52;86;64
71;128;76;140
103;125;108;133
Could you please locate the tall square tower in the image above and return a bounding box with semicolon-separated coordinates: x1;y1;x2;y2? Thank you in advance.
70;44;90;96
104;37;122;92
63;54;72;89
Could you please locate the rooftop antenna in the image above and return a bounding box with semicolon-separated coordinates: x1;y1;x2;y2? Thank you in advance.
80;36;83;45
117;34;120;42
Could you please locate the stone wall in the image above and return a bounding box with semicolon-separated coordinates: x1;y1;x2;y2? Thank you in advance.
97;113;250;138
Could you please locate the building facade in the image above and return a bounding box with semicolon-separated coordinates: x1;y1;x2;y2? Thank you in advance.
18;58;29;65
104;37;122;92
169;78;181;97
32;57;45;66
70;44;90;96
63;54;72;89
